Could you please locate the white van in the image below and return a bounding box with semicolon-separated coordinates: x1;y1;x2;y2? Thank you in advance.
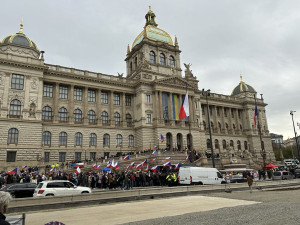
178;166;225;185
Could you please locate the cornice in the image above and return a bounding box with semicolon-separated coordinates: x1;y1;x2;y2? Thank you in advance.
0;58;45;71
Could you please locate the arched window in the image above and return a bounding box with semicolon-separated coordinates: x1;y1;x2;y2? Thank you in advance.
244;141;248;150
102;111;109;124
207;139;211;149
74;132;83;146
58;107;68;122
149;51;156;64
240;124;243;131
42;106;53;121
233;124;236;130
134;57;138;69
230;140;234;149
215;139;219;149
8;128;18;144
222;140;226;149
88;110;96;124
128;135;134;147
74;109;82;123
203;121;206;130
218;122;222;132
169;55;175;68
159;53;166;65
103;134;110;146
89;133;97;146
211;122;214;131
59;132;67;146
114;112;121;126
42;131;51;146
237;140;241;150
225;123;229;131
126;113;132;126
116;134;122;146
9;99;21;117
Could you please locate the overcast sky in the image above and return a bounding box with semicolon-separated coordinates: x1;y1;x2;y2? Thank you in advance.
1;0;300;140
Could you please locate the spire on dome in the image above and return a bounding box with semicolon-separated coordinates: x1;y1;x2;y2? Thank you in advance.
145;6;158;27
175;36;178;46
19;19;24;34
127;44;130;55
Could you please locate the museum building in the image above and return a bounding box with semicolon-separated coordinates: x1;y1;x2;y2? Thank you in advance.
0;8;275;169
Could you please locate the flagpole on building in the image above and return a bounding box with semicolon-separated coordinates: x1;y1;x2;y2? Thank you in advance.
187;83;194;163
254;94;266;175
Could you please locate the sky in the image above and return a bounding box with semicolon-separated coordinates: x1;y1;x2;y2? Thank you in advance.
1;0;300;140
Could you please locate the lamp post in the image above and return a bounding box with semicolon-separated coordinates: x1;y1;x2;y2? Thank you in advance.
290;111;300;159
202;89;215;168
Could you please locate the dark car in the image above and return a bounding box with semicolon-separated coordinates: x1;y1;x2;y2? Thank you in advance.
0;183;37;198
230;175;247;183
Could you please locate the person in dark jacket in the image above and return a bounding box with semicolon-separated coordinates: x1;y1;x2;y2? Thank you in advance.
0;191;12;225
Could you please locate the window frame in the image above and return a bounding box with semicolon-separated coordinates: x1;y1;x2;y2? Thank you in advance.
74;87;83;101
113;93;120;105
9;99;22;117
42;131;51;146
89;133;97;146
101;92;108;104
42;106;53;121
88;89;96;102
149;51;156;64
74;132;83;146
59;86;68;99
43;84;53;97
8;128;19;144
159;53;166;65
59;132;68;146
11;74;24;90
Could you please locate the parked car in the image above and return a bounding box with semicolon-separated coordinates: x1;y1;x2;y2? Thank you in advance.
230;175;247;183
33;180;91;197
273;171;294;180
0;183;37;198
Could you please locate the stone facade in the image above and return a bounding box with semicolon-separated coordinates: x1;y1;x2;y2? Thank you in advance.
0;9;275;170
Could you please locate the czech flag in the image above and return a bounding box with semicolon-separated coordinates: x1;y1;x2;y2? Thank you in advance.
152;150;157;156
145;164;150;172
7;167;18;174
163;161;171;167
166;157;171;161
107;161;112;168
97;165;101;170
151;166;159;172
142;159;148;166
75;167;81;174
136;163;143;169
92;164;98;169
254;105;258;128
50;167;55;172
160;134;164;143
175;162;182;170
152;158;157;162
124;155;130;161
113;162;120;169
179;92;189;120
130;162;135;168
22;165;27;169
154;145;158;149
72;162;84;168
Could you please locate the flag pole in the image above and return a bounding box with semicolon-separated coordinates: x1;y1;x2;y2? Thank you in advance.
254;93;266;177
187;83;194;163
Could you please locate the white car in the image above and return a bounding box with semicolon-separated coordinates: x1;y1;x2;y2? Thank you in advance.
33;180;91;197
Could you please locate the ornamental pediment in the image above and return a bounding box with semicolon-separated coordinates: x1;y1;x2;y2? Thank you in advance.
155;76;195;88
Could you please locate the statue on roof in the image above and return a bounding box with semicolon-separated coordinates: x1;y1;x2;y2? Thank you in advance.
184;63;195;78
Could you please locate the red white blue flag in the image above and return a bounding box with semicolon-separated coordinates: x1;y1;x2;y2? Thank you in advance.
130;162;135;168
160;134;164;143
175;162;181;170
92;164;97;169
7;167;18;174
151;166;159;172
124;155;130;161
152;158;157;162
136;163;143;169
22;165;27;169
50;167;55;172
142;159;148;166
163;161;171;167
179;92;189;120
254;105;258;128
166;157;171;161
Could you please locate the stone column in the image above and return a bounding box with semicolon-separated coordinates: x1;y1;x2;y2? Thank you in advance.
155;91;159;121
188;95;193;124
110;91;114;126
97;89;102;125
83;87;88;124
159;91;163;120
24;75;30;111
228;108;232;134
122;92;126;127
69;85;74;123
53;83;60;122
221;107;226;134
179;94;183;126
168;92;173;124
213;106;218;133
235;109;240;133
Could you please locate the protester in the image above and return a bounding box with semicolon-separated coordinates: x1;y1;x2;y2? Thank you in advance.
247;175;254;193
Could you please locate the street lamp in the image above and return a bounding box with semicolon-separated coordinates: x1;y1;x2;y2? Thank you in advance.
290;111;300;159
202;89;215;168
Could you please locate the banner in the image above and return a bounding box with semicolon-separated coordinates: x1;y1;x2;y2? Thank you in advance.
162;92;169;120
172;94;180;120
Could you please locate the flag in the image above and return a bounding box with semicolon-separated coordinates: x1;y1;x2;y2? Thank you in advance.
151;166;159;172
125;165;130;171
154;145;158;149
92;164;97;169
254;105;258;128
166;157;171;161
136;163;143;169
97;165;101;170
113;162;120;169
7;167;18;174
142;159;148;166
179;92;189;120
124;155;130;161
50;167;55;172
58;170;61;176
152;158;157;162
107;161;112;168
163;161;171;167
160;134;164;143
152;150;157;156
75;167;81;174
130;162;135;168
175;162;181;170
186;155;189;160
22;165;27;169
146;164;150;172
72;162;84;168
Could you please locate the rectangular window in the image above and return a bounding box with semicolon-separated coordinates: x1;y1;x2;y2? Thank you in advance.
59;152;66;162
44;152;50;162
6;151;16;162
202;106;205;115
146;94;151;103
125;95;132;106
224;108;227;117
101;92;108;104
74;88;83;101
90;152;96;160
217;107;220;116
209;106;212;115
194;101;198;109
113;93;120;105
11;74;24;90
43;84;53;97
238;110;241;119
75;152;81;161
231;109;235;118
59;86;68;99
146;114;151;123
88;90;96;102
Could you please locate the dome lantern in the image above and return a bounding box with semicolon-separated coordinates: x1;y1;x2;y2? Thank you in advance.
231;75;256;96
